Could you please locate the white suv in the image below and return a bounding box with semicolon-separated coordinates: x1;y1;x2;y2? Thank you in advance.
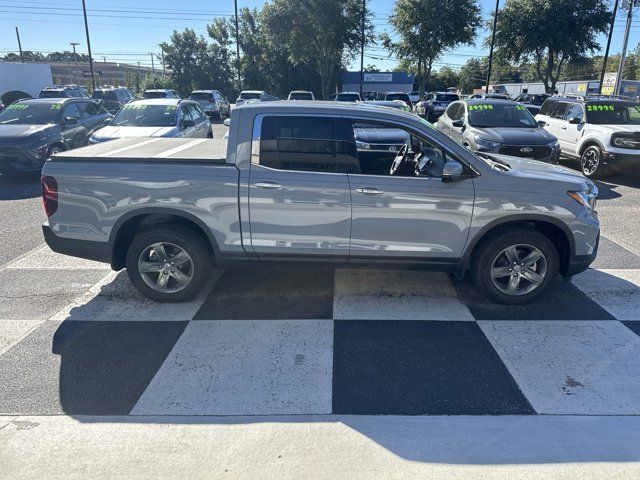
536;96;640;177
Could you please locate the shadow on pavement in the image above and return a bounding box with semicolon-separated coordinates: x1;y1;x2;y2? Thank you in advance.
0;173;41;201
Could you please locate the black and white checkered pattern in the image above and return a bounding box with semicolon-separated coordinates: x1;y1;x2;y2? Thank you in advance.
1;234;640;417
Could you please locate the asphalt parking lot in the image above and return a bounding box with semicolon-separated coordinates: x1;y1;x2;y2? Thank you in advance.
1;150;640;479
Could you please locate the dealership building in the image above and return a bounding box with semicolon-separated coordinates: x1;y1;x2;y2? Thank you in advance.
341;71;415;93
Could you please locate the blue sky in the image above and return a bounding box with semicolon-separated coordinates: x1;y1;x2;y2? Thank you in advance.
1;0;638;75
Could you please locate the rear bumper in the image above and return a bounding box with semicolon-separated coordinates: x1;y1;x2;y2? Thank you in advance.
42;223;112;264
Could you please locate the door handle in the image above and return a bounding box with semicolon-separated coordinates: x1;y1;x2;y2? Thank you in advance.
355;187;384;195
254;182;282;189
560;126;567;130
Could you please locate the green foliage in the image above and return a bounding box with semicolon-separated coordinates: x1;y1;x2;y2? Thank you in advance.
139;74;177;93
383;0;481;96
491;0;611;93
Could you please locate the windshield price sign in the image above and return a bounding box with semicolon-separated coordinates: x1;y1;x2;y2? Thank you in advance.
586;105;615;111
468;104;493;111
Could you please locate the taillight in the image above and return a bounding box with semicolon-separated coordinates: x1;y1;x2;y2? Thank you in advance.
41;175;58;217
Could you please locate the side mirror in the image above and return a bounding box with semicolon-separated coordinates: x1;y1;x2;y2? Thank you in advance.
537;120;546;127
442;160;464;183
64;116;79;125
223;118;231;127
451;119;464;128
568;117;582;125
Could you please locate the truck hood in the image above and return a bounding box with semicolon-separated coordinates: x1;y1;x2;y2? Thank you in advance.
92;125;177;141
0;123;58;143
354;127;410;144
472;126;554;145
484;153;593;191
587;124;640;135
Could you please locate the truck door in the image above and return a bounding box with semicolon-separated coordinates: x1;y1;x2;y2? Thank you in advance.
248;115;351;260
343;117;475;261
557;103;585;156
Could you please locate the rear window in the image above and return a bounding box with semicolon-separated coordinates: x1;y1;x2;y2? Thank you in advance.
240;92;261;100
257;116;337;172
190;92;214;101
435;94;459;102
385;93;410;103
335;93;360;102
289;92;314;100
92;90;118;100
143;91;167;99
39;90;66;98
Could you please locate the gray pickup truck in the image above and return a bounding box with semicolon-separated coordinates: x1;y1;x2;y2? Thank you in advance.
41;102;600;304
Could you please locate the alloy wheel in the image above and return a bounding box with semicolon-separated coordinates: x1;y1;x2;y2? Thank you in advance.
490;244;548;296
581;147;600;176
137;242;194;293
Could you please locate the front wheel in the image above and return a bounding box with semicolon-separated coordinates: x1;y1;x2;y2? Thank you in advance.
580;145;605;178
472;229;559;304
125;225;213;302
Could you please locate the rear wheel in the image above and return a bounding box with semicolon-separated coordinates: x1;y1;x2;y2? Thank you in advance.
125;225;213;302
580;145;605;178
472;229;559;304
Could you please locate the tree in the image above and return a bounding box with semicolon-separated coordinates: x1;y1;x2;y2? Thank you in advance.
491;0;610;93
263;0;374;99
382;0;481;96
430;66;460;92
458;58;486;93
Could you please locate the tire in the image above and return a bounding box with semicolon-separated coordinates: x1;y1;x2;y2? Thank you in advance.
580;145;605;178
47;144;64;157
125;225;213;303
471;228;559;304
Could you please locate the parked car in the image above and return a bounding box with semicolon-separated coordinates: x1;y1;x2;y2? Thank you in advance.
39;85;90;99
89;99;211;143
408;91;421;104
334;92;362;102
236;90;278;106
142;89;181;99
0;97;111;174
415;92;460;122
287;90;315;100
91;86;135;114
42;102;599;305
189;90;230;120
362;91;382;101
436;99;560;163
513;93;550;116
536;95;640;177
384;92;413;109
364;100;411;112
468;93;509;100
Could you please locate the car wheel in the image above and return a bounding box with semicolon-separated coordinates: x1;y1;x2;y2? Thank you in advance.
125;225;213;303
472;229;559;304
47;145;63;157
580;145;605;178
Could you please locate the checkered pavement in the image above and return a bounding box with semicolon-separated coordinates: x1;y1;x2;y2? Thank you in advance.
1;234;640;418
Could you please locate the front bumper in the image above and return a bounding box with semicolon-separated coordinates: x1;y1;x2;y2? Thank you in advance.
602;151;640;168
566;230;599;276
0;146;45;174
43;223;112;264
474;144;561;164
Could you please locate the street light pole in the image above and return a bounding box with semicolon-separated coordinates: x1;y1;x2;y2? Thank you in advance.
161;47;166;75
15;27;24;63
234;0;241;91
81;0;96;90
615;0;636;96
359;0;366;98
150;53;155;72
70;42;79;65
598;0;619;94
485;0;500;94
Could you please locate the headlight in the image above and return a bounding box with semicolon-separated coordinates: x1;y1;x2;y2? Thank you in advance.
567;186;598;210
29;144;48;158
475;136;501;148
356;140;370;150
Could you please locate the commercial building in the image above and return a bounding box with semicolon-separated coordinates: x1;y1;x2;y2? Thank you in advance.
341;71;415;94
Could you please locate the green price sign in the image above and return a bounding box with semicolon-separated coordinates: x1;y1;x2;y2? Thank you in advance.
468;104;493;111
586;104;615;111
7;104;29;110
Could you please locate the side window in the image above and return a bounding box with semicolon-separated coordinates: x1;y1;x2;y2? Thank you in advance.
257;116;338;173
78;102;99;118
565;103;584;122
62;103;81;121
178;106;189;123
550;102;569;119
190;103;205;120
539;100;554;116
445;102;459;119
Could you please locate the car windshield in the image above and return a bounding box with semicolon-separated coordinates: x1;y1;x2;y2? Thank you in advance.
240;92;261;99
143;91;167;99
111;103;177;127
190;92;213;101
336;93;360;102
529;95;548;106
289;92;313;100
435;94;459;102
467;103;538;128
0;103;60;125
386;94;410;102
585;102;640;125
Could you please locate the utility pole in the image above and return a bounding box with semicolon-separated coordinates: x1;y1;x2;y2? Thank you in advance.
234;0;241;91
15;27;24;63
161;47;166;75
485;0;500;93
599;0;619;94
150;53;155;72
70;42;79;65
359;0;365;98
81;0;96;90
615;0;636;96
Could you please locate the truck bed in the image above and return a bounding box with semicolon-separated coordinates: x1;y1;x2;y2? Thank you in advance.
51;137;228;163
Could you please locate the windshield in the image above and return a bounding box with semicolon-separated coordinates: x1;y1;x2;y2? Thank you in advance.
435;94;459;102
111;104;177;127
143;91;167;99
289;92;313;100
190;92;213;101
240;92;261;99
385;93;410;103
467;103;538;128
336;93;360;102
0;103;60;125
585;102;640;125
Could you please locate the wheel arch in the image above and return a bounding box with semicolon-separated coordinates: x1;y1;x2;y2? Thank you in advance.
578;139;605;157
463;215;574;276
109;208;219;270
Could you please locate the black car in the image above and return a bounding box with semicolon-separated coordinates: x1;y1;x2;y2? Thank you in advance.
513;93;551;116
91;87;135;114
384;92;413;109
414;92;460;121
0;98;112;175
39;85;90;99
